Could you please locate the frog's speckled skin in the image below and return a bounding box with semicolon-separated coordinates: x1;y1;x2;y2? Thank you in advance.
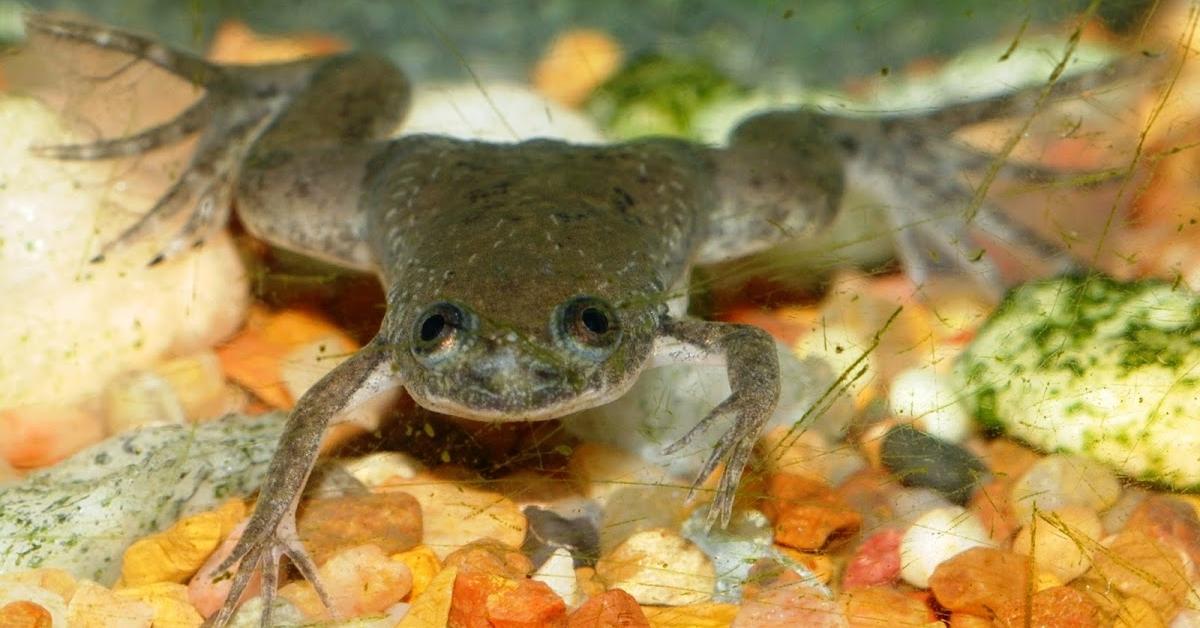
24;13;1121;626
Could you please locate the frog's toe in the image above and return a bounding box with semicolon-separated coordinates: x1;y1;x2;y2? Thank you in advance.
24;12;220;86
206;516;333;628
670;394;770;531
31;100;214;161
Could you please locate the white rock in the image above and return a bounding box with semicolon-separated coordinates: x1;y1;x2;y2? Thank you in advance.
532;547;580;608
1011;506;1102;583
0;96;247;412
889;367;971;443
341;452;426;487
899;505;991;588
403;82;604;143
596;528;715;606
1010;454;1122;525
566;344;845;480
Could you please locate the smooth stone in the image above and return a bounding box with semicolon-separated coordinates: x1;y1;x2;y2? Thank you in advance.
531;547;580;609
521;505;600;570
393;471;527;560
595;528;715;606
889;367;971;443
597;484;690;556
566;589;649;627
898;505;991;588
1011;506;1102;583
339;451;426;487
565;344;848;480
1010;454;1122;524
880;424;990;505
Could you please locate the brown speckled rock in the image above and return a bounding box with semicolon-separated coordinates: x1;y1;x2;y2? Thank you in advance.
761;473;862;551
839;586;934;627
929;547;1030;617
567;589;648;627
993;585;1101;628
1088;531;1189;618
443;538;533;579
296;491;422;566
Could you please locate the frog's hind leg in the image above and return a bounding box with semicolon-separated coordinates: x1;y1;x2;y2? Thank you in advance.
24;13;306;264
902;57;1142;130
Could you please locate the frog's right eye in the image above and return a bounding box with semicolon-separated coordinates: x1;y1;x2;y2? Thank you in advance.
412;302;472;361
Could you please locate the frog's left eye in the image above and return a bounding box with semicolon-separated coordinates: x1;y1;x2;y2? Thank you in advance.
554;295;621;359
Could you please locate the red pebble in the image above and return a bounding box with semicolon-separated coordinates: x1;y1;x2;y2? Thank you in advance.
841;528;903;590
488;579;568;628
568;589;649;627
449;569;567;628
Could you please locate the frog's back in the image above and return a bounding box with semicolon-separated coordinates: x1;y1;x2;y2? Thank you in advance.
363;136;715;318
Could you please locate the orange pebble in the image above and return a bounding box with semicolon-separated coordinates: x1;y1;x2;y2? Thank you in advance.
207;20;346;64
532;29;623;108
0;404;104;468
216;308;358;409
0;601;53;628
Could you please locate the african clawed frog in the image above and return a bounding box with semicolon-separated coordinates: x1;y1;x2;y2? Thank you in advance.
23;13;1119;626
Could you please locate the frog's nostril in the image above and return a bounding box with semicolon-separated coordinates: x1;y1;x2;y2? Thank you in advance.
533;366;559;383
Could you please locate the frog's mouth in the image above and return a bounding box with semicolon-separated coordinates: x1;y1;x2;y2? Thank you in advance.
410;389;610;423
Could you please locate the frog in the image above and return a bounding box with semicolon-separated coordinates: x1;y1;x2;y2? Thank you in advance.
23;13;1123;626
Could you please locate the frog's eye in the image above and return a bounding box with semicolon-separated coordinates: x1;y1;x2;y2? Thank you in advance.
554;295;621;359
412;302;472;362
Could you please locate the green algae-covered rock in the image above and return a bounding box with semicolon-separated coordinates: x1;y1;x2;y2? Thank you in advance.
955;275;1200;489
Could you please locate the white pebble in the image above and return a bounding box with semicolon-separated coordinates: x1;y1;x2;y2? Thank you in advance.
889;367;970;443
532;547;580;608
1011;454;1122;524
899;505;991;588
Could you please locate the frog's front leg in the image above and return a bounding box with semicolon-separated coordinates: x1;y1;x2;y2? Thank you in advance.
655;317;780;528
206;341;401;627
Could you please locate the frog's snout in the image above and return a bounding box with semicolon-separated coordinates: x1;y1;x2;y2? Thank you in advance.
465;345;563;394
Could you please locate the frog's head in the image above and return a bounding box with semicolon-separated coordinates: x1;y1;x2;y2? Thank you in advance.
386;288;662;422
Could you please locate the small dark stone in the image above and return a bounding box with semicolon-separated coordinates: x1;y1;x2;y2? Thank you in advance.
880;425;990;505
520;505;601;569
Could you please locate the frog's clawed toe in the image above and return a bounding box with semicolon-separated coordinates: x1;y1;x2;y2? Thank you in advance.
23;12;221;86
206;517;332;628
668;392;771;531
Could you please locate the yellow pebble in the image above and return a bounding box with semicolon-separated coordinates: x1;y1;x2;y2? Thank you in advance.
118;499;245;586
392;545;442;601
642;602;739;627
114;582;203;628
67;581;154;628
397;565;457;628
1115;595;1166;628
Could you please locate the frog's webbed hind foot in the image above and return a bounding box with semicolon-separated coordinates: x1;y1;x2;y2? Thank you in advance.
828;60;1137;298
205;512;333;627
24;13;292;265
